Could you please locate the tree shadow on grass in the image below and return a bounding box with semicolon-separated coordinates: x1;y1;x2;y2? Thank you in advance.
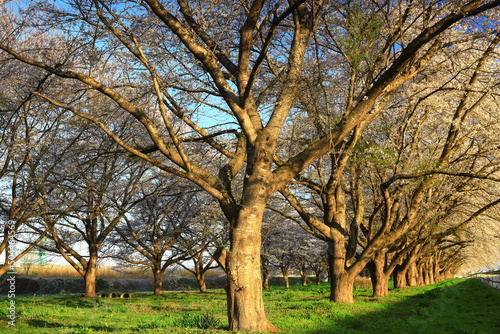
26;319;112;331
304;279;500;334
26;296;103;309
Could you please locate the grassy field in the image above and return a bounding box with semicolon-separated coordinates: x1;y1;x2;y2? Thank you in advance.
0;278;498;334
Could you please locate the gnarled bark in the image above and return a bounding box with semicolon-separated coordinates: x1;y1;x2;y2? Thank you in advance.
328;236;356;303
224;199;279;332
368;250;389;297
393;265;408;289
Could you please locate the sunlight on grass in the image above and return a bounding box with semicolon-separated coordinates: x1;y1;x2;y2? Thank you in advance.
0;278;498;333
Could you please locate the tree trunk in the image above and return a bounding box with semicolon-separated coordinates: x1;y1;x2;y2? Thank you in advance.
330;272;355;303
328;238;355;303
371;273;389;297
299;266;308;286
433;252;442;283
196;271;207;292
84;252;98;298
369;250;389;297
443;270;454;279
0;231;13;277
262;273;269;290
315;269;322;285
262;261;269;290
434;264;443;283
393;265;407;289
407;262;418;286
425;263;434;285
152;268;163;295
224;200;278;332
417;263;425;286
281;267;290;289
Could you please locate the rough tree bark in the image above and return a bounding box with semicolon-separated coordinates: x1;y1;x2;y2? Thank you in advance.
393;265;408;289
368;250;390;297
328;237;356;303
224;196;279;332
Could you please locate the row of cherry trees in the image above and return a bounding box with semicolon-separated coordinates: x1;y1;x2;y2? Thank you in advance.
2;61;494;301
0;88;228;295
1;0;500;331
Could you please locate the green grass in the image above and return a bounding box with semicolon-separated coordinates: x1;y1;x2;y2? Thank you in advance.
0;278;498;333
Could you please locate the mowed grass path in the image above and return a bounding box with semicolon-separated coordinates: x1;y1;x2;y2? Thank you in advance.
0;278;499;333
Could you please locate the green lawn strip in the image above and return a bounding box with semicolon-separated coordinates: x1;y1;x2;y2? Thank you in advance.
265;279;500;334
0;278;498;333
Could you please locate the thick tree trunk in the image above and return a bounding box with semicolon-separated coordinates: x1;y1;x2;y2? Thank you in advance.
371;274;389;297
330;272;355;303
84;253;98;298
417;264;425;286
84;270;97;298
393;265;408;289
225;200;278;332
428;258;436;284
0;265;10;277
328;237;355;303
433;252;442;283
152;268;163;295
262;273;269;290
196;272;207;292
369;250;389;297
407;262;419;287
424;263;434;285
434;265;443;283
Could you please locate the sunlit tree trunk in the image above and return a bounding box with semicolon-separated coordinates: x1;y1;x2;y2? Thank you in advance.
417;263;425;286
330;271;355;303
328;237;355;303
152;268;163;295
407;262;419;286
1;230;14;277
195;271;207;293
368;250;389;297
299;264;308;287
280;266;291;289
225;197;278;332
426;259;435;285
84;249;98;298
